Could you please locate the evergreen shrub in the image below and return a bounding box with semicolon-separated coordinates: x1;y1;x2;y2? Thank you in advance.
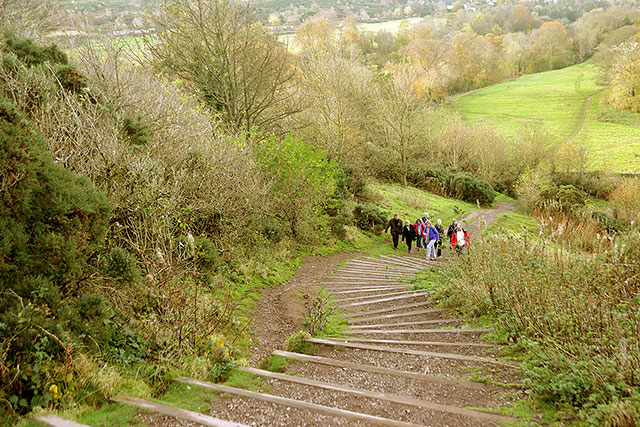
0;98;111;412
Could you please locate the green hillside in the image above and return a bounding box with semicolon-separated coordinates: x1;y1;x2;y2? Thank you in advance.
452;63;640;173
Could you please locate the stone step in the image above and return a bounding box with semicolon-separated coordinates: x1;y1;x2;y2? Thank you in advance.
32;415;90;427
237;367;516;425
307;338;518;369
272;350;485;390
111;395;245;427
176;378;421;426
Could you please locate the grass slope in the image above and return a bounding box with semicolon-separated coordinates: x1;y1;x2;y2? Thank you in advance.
452;62;640;173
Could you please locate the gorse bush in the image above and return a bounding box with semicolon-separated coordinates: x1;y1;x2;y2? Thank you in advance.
102;247;141;285
353;202;387;232
441;232;640;422
407;166;496;206
0;99;111;412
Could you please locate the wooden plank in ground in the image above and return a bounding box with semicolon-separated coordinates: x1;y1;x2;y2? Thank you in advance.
325;277;402;282
33;415;90;427
111;395;245;427
335;268;413;276
273;350;486;390
377;255;429;269
343;328;492;335
238;367;517;424
319;279;407;286
347;308;447;323
338;291;431;308
334;290;426;303
355;258;422;271
334;272;413;279
345;259;421;272
345;301;436;318
330;286;411;294
306;338;518;368
333;337;498;349
348;318;466;329
175;378;421;427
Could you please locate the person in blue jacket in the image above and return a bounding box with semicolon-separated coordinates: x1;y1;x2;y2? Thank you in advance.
425;220;439;260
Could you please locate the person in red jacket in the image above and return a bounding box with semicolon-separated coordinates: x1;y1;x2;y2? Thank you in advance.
450;223;470;254
413;218;424;251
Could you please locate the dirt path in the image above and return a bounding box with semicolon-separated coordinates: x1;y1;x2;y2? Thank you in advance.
247;202;516;365
247;251;364;365
462;202;517;238
569;89;602;141
110;203;524;426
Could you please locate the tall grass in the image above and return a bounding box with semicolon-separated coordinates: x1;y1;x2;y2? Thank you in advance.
441;229;640;424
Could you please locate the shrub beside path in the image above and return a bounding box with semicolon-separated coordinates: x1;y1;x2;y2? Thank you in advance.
37;204;522;426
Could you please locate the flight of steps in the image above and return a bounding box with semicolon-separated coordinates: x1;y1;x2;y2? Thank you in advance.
36;255;521;427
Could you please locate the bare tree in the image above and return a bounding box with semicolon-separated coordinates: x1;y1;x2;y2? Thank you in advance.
0;0;65;38
148;0;302;133
369;65;431;186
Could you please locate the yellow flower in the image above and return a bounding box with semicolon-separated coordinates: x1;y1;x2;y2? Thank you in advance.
49;384;60;399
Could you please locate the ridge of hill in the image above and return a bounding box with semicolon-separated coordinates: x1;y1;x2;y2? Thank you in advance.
452;62;640;173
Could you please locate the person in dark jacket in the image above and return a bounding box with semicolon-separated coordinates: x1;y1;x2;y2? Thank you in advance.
435;219;445;258
385;213;403;249
446;219;458;248
401;219;416;253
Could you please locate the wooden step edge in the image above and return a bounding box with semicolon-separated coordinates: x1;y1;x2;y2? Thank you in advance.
343;328;492;334
318;282;412;289
306;338;519;368
332;337;500;349
322;281;406;286
33;415;90;427
272;350;486;390
338;291;432;308
334;289;427;302
111;395;245;427
324;278;404;283
377;255;431;269
330;287;412;294
330;269;409;276
336;269;415;275
347;308;447;323
344;301;436;318
175;377;421;427
348;318;467;329
344;261;422;272
237;367;518;424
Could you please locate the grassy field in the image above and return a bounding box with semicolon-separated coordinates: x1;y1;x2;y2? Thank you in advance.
367;181;479;224
451;62;640;173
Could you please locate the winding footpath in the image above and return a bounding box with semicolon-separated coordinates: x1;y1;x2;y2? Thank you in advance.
37;206;522;427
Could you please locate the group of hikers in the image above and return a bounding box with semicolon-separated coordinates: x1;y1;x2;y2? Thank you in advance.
384;212;470;259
